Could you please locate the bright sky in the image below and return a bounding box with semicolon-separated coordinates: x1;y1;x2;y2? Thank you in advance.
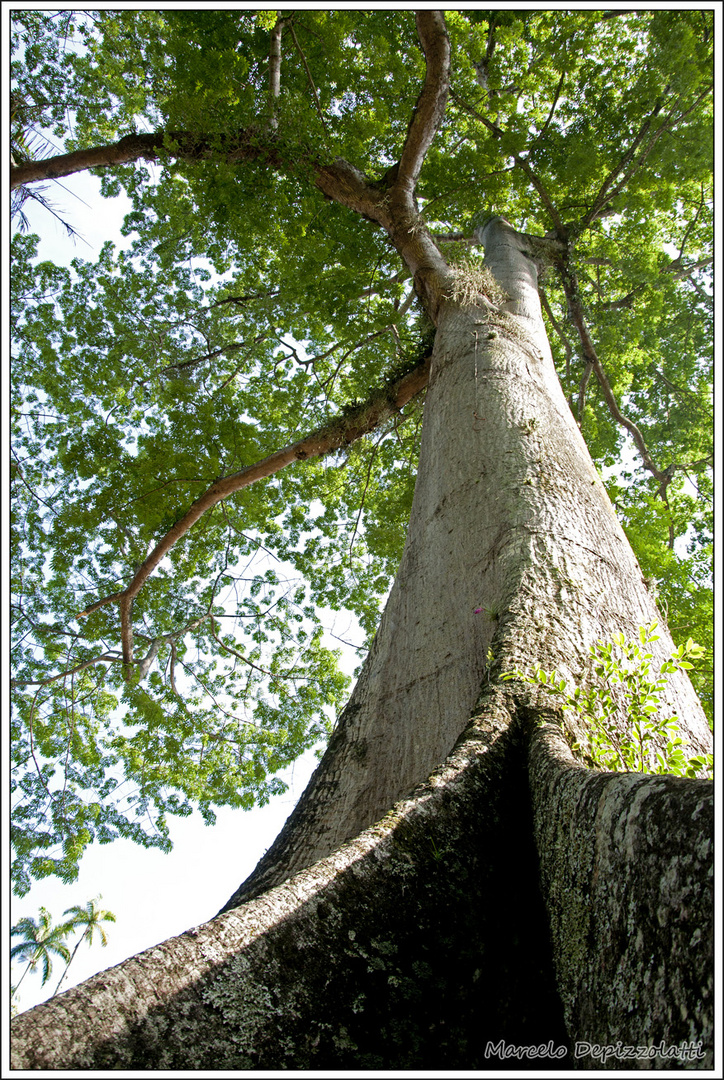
9;164;362;1016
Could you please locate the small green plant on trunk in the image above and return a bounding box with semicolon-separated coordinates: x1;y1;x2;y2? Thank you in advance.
504;623;712;778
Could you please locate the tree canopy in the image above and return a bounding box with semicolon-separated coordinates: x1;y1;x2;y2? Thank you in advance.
11;8;713;897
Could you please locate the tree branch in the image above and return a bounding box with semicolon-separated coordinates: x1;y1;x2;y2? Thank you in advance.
579;85;712;230
155;333;268;378
11;652;122;689
530;69;565;146
78;354;432;671
11;16;454;319
598;255;712;313
10;126;304;191
539;286;574;390
561;269;665;481
209;617;307;682
135;613;212;681
577;361;595;429
286;22;329;138
395;11;451;197
268;16;283;129
450;93;567;235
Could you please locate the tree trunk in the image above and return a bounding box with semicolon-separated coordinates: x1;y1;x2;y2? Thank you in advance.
221;216;711;909
10;218;713;1069
529;719;713;1068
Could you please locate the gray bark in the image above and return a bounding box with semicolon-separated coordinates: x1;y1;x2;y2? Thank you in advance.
11;218;712;1069
11;697;565;1070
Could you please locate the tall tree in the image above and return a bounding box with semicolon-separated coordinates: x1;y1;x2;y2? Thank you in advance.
10;907;71;997
11;8;713;1068
52;896;116;998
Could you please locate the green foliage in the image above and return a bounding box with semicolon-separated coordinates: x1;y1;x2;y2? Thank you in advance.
504;624;713;778
11;9;712;890
52;896;116;997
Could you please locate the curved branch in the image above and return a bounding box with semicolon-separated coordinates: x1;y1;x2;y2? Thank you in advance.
135;613;212;681
78;355;432;669
11;20;453;319
11;652;122;689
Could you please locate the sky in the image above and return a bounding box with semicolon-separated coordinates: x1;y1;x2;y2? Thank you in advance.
8;161;363;1016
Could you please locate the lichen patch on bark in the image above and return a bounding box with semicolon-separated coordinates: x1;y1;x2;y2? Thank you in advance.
528;719;713;1069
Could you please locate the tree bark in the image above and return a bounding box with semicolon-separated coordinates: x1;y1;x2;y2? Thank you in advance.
11;217;712;1069
529;718;713;1068
4;697;573;1070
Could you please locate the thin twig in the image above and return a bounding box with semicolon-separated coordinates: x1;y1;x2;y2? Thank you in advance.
286;22;328;138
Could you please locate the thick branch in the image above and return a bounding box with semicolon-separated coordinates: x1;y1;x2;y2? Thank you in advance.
11;17;453;319
10;131;272;190
268;16;283;128
12;132;384;243
313;14;454;317
395;11;451;196
78;355;432;667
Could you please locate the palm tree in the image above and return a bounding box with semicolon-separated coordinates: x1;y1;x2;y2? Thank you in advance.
53;897;116;998
11;907;71;998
